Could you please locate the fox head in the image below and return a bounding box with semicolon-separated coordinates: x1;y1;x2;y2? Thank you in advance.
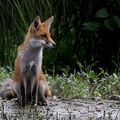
27;16;55;48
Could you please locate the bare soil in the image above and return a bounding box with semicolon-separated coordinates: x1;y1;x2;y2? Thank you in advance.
0;96;120;119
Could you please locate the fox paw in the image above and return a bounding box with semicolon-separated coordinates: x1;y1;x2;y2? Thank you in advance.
38;100;47;106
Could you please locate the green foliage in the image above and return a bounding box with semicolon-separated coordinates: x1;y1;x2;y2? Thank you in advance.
0;0;120;72
113;16;120;29
95;8;109;18
47;68;120;99
0;66;120;99
0;67;13;80
82;22;100;31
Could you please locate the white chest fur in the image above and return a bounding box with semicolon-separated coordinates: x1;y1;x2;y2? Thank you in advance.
20;38;44;78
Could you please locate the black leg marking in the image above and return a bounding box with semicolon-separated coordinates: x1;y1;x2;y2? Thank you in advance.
21;83;25;107
32;83;37;105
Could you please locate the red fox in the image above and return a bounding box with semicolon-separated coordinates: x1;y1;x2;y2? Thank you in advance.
1;16;55;106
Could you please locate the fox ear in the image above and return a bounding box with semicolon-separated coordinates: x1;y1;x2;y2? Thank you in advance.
44;16;54;30
33;16;41;30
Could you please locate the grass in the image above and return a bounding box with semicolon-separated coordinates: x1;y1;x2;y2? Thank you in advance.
0;66;120;99
0;67;13;81
47;68;120;99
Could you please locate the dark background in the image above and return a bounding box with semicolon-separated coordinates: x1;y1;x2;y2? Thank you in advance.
0;0;120;73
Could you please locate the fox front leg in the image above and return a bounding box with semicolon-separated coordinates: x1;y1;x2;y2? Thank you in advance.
13;82;25;106
37;82;47;106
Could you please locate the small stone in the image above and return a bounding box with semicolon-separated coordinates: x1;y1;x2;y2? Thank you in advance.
53;96;57;100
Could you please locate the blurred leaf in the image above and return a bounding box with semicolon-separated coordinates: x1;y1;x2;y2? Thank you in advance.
113;16;120;29
95;8;109;18
104;18;115;31
82;22;100;31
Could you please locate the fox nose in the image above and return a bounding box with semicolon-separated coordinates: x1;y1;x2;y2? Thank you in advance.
50;39;56;48
46;39;56;48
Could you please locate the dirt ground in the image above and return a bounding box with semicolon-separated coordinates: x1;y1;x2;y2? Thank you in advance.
0;96;120;119
0;79;120;120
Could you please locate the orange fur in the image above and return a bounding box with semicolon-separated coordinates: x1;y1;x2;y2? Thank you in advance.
11;16;54;106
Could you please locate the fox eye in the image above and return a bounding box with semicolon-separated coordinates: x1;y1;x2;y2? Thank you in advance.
41;34;46;38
